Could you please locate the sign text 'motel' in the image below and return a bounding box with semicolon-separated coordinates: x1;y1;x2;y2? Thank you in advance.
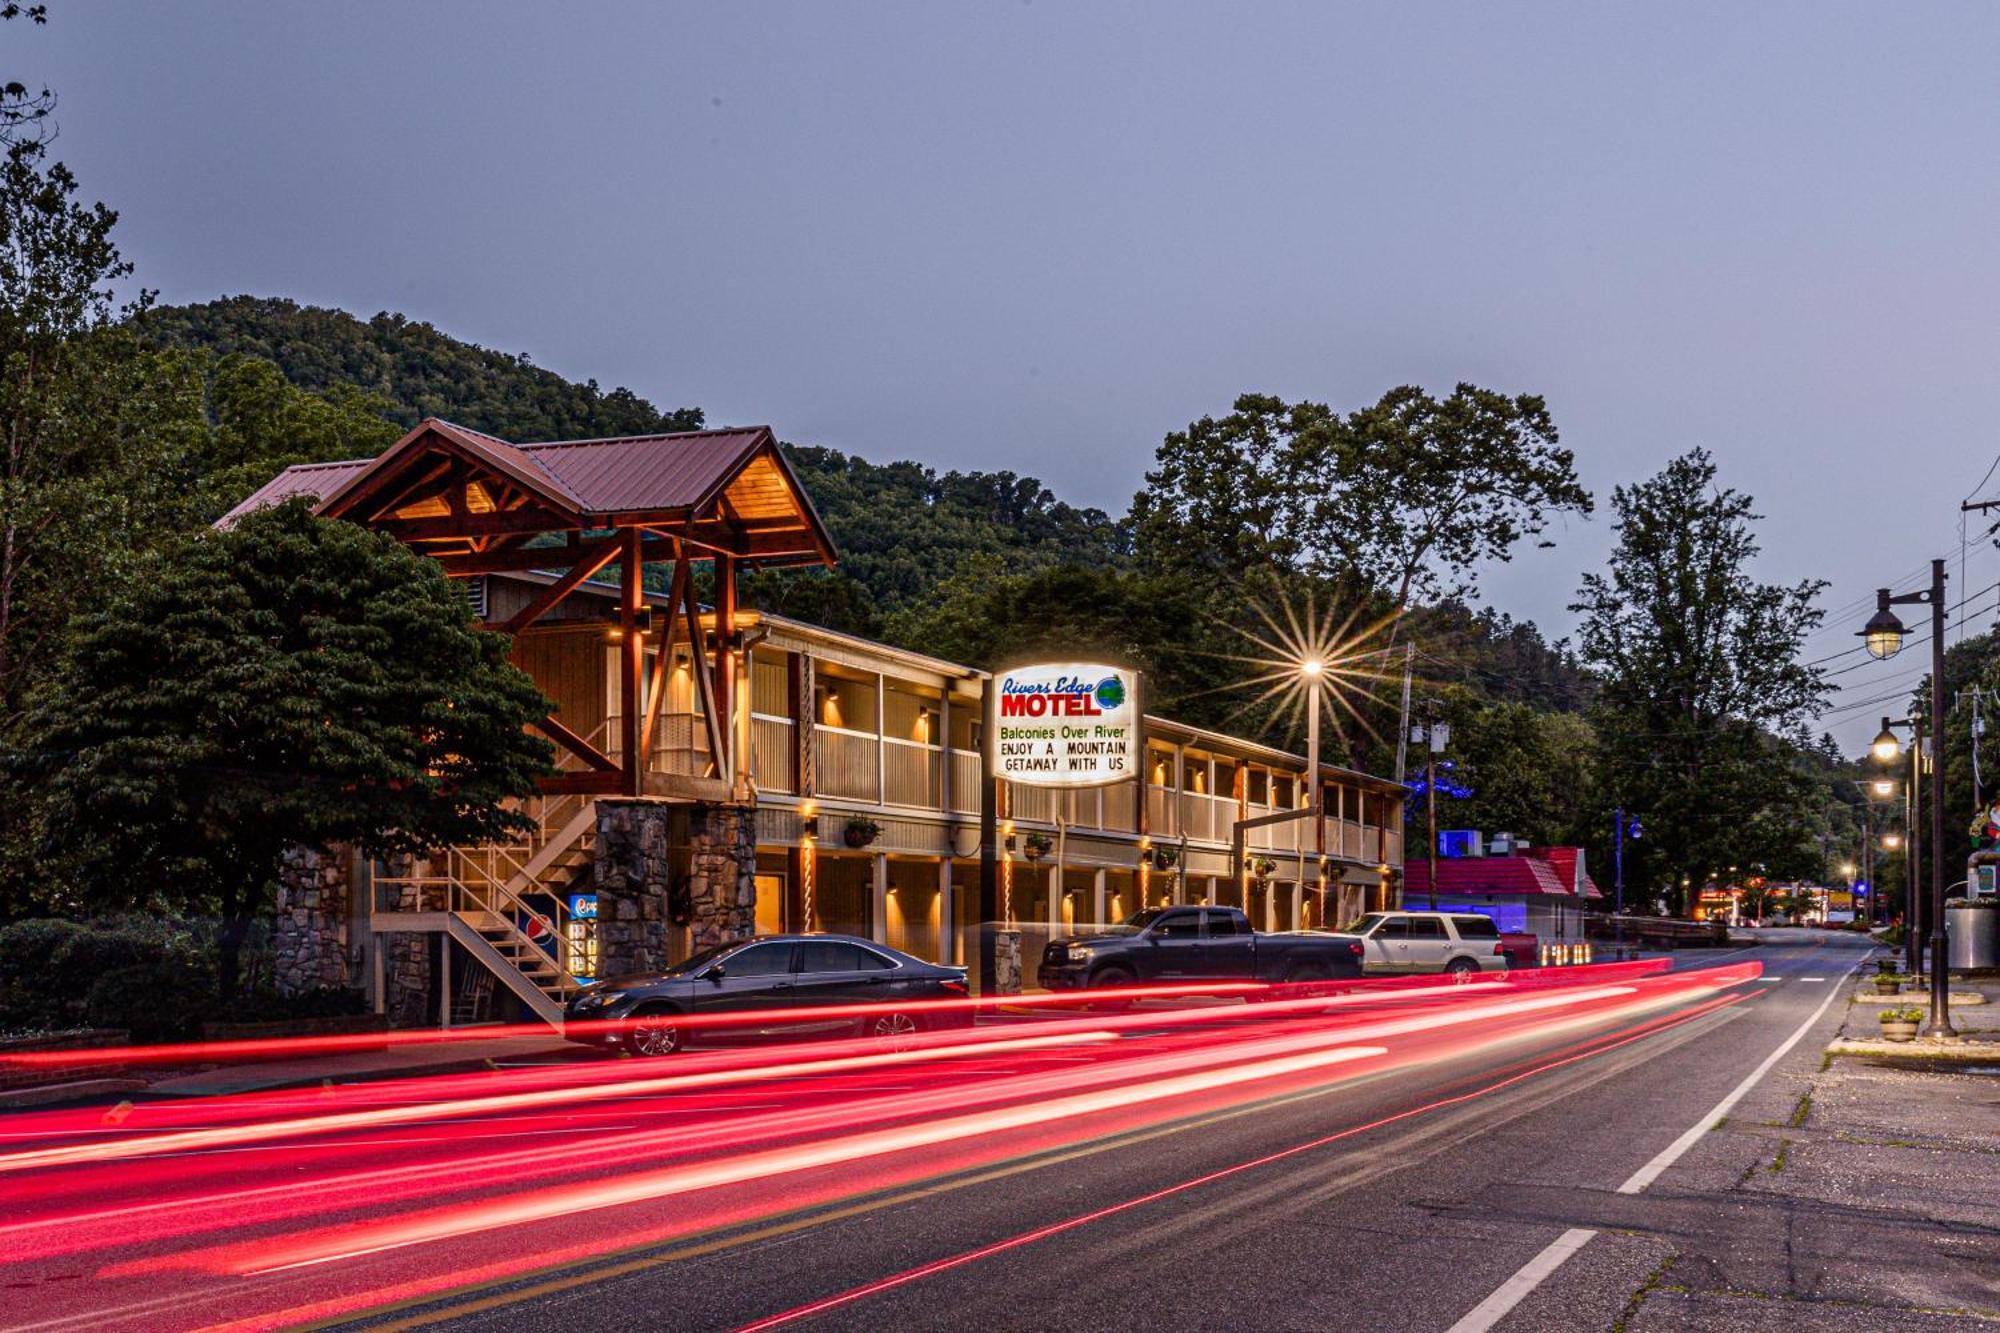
990;662;1140;789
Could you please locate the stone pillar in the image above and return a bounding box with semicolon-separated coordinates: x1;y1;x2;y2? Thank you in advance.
272;845;354;996
381;854;433;1028
596;798;758;976
688;801;758;952
595;798;674;978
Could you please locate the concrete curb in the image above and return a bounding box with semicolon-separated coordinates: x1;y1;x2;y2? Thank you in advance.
0;1077;150;1109
1826;1035;2000;1059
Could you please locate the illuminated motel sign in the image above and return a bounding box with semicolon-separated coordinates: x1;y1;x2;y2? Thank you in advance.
990;662;1141;788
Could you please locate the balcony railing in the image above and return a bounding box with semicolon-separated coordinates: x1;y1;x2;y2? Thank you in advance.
882;736;941;808
751;716;794;794
814;725;879;802
948;749;981;814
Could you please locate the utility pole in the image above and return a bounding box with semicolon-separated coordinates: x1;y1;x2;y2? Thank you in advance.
1414;701;1446;911
1393;642;1416;784
1614;809;1640;958
1906;717;1923;976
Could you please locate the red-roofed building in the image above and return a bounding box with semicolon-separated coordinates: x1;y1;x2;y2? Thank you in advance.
1402;840;1596;945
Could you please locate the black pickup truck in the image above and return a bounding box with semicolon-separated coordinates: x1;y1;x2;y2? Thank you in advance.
1036;906;1365;992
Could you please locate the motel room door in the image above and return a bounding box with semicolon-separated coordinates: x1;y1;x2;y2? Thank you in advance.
754;872;786;936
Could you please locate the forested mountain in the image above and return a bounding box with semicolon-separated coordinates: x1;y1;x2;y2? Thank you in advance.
138;296;705;443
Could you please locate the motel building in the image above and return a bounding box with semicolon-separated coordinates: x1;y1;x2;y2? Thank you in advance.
227;419;1408;1029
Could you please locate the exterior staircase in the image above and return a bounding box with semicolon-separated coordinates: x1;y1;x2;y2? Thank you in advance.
375;793;602;1031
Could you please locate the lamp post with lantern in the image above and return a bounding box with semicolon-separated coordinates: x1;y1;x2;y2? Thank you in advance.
1857;560;1953;1039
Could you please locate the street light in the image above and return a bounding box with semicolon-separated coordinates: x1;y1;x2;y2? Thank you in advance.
1870;779;1896;798
1882;832;1903;850
1856;563;1954;1039
1871;720;1902;763
1861;602;1906;659
1840;861;1856;878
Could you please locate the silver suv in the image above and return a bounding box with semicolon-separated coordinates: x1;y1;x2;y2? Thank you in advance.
1346;911;1510;979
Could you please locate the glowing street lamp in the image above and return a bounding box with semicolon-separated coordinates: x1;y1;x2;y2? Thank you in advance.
1871;721;1902;764
1870;778;1896;798
1856;562;1953;1039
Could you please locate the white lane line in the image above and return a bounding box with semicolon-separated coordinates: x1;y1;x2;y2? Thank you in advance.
1800;976;1825;982
1445;959;1858;1333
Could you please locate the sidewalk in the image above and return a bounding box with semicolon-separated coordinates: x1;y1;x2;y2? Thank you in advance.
145;1032;587;1098
1613;966;2000;1328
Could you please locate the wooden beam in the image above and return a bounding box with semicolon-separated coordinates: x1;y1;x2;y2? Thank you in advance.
531;714;618;772
639;555;688;767
642;771;733;803
500;541;622;634
538;770;625;796
714;551;738;793
433;535;678;576
682;557;728;777
375;509;582;541
620;529;645;797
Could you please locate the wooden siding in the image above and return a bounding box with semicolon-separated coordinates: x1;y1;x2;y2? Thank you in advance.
510;627;608;751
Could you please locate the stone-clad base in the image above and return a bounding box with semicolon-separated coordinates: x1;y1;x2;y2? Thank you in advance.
595;798;757;980
272;845;353;995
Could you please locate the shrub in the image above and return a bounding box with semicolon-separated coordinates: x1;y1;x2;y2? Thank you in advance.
84;955;218;1042
1878;1007;1923;1024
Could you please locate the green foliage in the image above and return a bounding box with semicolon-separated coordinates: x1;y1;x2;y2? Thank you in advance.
767;446;1129;624
1443;700;1598;846
23;500;556;991
1572;450;1832;909
1130;386;1592;606
138;295;703;442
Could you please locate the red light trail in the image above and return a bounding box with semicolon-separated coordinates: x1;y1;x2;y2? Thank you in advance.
0;960;1759;1333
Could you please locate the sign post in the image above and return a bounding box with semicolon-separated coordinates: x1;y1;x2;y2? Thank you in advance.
980;663;1141;997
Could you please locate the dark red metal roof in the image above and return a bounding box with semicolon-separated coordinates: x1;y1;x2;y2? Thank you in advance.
218;419;837;566
523;427;774;516
219;458;371;528
1401;854;1580;899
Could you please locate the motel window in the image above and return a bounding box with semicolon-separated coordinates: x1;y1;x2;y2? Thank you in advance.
1274;775;1295;809
815;669;876;732
1247;769;1269;805
1148;749;1175;787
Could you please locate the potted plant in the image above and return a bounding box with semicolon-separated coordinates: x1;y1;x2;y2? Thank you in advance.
1875;956;1899;977
1249;857;1277;888
1878;1006;1923;1042
843;816;881;849
1022;831;1054;862
1145;845;1179;871
1873;971;1906;995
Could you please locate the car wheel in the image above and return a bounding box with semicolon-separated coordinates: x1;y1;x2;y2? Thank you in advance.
1445;958;1479;983
627;1008;684;1056
1285;962;1330;983
1087;965;1136;1010
869;1011;923;1050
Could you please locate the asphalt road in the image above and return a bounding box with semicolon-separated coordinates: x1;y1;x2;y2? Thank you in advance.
0;930;1870;1332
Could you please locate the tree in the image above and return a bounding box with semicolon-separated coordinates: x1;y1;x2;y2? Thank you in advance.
0;3;52;148
24;500;554;996
0;139;136;719
1571;449;1830;912
1131;385;1592;608
1445;699;1598;846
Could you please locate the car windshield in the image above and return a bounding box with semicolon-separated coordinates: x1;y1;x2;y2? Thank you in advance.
1104;908;1170;936
653;943;735;977
1342;913;1387;936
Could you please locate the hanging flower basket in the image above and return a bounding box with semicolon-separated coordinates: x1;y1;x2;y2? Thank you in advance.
1146;845;1179;870
1022;832;1054;862
843;817;881;849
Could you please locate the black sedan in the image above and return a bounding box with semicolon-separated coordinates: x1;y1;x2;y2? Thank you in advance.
564;933;971;1056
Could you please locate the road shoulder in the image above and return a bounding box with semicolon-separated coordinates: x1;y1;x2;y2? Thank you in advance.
1502;965;2000;1330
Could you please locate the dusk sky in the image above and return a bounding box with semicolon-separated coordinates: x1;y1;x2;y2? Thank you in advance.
34;2;2000;747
